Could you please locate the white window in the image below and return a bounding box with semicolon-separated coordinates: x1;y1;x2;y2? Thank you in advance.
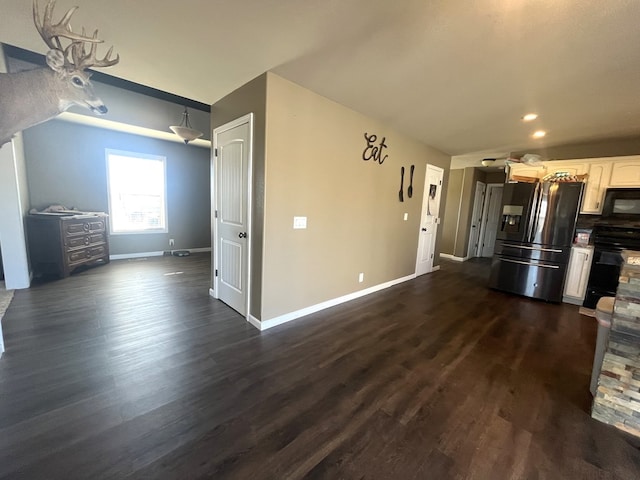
106;149;167;234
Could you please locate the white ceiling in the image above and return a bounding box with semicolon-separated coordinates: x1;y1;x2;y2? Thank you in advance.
2;0;640;157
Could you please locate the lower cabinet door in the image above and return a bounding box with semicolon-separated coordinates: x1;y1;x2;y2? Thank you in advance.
563;247;593;300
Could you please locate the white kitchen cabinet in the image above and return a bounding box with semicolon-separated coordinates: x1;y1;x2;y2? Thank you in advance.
581;162;613;214
563;245;593;305
544;162;588;177
609;157;640;186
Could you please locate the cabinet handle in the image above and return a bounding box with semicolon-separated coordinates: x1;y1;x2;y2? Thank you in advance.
596;201;599;209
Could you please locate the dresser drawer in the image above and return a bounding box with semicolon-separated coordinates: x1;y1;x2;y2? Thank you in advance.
65;232;107;250
67;245;107;265
63;218;106;236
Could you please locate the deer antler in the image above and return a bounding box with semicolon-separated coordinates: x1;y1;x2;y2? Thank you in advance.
33;0;119;70
33;0;101;51
71;30;120;70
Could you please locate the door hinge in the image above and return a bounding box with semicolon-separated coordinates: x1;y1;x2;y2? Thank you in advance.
214;147;218;157
439;180;442;185
214;210;218;218
215;269;219;277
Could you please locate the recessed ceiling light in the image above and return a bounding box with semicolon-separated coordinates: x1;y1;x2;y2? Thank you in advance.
522;113;538;122
532;130;546;139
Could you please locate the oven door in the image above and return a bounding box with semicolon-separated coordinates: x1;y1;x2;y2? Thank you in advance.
583;247;624;309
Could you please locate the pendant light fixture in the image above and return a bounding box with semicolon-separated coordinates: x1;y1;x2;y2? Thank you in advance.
170;107;203;144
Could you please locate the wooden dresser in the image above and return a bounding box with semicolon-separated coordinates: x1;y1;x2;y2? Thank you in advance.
27;212;110;278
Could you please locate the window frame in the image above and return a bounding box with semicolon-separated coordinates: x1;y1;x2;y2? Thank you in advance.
105;149;169;235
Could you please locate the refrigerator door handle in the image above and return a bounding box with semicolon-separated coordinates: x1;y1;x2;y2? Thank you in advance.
526;183;542;243
499;257;560;269
501;243;563;253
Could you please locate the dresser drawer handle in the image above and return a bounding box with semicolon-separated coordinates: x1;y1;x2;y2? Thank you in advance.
83;223;90;231
84;237;90;245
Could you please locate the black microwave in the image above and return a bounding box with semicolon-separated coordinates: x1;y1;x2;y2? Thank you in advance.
602;188;640;219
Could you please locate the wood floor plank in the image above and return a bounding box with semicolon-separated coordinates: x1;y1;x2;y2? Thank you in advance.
1;254;639;479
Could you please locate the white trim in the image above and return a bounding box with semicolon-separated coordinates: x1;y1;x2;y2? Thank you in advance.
209;288;215;298
257;274;416;331
188;247;212;253
440;253;469;262
109;251;164;260
247;315;262;330
212;113;254;320
431;265;441;272
109;247;211;261
562;296;583;306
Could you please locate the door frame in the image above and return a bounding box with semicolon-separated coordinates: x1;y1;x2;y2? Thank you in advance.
211;113;254;321
477;183;503;257
467;181;486;258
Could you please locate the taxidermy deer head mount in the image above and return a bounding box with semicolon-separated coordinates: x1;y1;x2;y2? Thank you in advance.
0;0;119;147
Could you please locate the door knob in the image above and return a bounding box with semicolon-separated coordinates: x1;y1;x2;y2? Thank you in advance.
421;228;427;232
238;232;247;238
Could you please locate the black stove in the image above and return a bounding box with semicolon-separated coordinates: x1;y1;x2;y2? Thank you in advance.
583;223;640;308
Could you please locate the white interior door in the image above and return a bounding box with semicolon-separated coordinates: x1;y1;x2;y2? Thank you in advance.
416;164;444;276
213;114;253;317
479;184;503;257
467;181;486;258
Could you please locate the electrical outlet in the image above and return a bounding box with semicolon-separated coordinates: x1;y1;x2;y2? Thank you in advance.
358;272;364;283
403;213;408;221
169;238;175;247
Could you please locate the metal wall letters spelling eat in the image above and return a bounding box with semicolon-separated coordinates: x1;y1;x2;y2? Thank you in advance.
362;133;388;164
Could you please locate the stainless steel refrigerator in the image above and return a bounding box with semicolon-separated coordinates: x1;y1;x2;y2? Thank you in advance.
488;181;584;302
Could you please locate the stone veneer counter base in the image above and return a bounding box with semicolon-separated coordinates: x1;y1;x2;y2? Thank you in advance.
592;250;640;437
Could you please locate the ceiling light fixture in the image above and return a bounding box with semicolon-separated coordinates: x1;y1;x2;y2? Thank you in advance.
522;113;538;122
481;158;496;167
170;107;203;144
532;130;546;139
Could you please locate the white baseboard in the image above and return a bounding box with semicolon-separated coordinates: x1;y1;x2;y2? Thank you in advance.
110;247;211;261
188;247;212;253
432;265;441;272
110;251;164;260
256;273;417;331
439;253;469;262
247;315;261;329
563;296;584;306
209;288;215;298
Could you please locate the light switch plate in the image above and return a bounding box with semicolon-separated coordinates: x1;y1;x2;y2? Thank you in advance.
293;216;307;229
403;213;408;221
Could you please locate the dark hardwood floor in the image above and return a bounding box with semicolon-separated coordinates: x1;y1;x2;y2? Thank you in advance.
0;254;639;479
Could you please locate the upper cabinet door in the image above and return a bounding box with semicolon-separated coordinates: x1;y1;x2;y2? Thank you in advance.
544;162;589;177
610;158;640;186
581;162;613;214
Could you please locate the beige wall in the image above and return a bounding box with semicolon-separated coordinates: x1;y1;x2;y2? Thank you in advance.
261;73;450;320
211;74;267;319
